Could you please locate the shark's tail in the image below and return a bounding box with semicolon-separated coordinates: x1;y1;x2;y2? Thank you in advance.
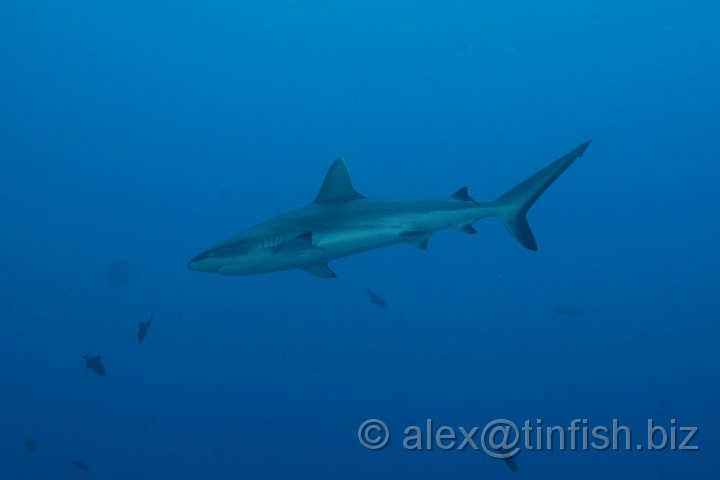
493;141;591;251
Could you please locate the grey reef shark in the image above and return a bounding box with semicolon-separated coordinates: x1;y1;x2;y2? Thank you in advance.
188;141;591;278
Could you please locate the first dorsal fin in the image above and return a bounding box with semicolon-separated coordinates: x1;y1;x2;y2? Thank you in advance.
314;158;365;204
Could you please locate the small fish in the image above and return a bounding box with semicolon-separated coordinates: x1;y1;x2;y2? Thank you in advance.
71;459;89;471
555;306;584;318
137;314;153;344
26;438;36;452
498;448;518;472
366;290;388;309
82;354;107;376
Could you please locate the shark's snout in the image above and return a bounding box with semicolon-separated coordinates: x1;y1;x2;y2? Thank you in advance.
187;250;221;272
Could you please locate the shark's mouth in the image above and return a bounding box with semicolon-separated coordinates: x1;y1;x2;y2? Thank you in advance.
217;263;247;275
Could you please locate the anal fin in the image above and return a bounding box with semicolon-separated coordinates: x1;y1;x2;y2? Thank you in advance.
455;224;477;234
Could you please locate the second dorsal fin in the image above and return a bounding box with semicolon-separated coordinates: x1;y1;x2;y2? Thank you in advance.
451;187;477;203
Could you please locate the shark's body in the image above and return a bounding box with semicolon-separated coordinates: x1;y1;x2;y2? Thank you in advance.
188;141;591;278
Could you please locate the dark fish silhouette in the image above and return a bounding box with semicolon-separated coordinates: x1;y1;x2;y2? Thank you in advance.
71;459;89;471
26;438;36;452
366;290;388;309
82;355;106;376
555;306;584;318
498;448;518;472
137;314;153;344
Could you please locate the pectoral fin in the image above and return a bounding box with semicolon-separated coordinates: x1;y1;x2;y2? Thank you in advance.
301;263;337;278
275;232;314;253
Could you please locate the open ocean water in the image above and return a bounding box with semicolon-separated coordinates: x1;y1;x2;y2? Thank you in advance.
1;1;718;478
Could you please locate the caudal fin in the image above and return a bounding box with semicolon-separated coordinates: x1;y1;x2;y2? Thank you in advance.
494;141;591;251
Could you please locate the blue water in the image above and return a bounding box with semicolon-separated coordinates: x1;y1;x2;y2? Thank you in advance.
1;1;718;478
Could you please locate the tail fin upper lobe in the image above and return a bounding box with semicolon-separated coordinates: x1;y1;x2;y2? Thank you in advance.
495;141;591;251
